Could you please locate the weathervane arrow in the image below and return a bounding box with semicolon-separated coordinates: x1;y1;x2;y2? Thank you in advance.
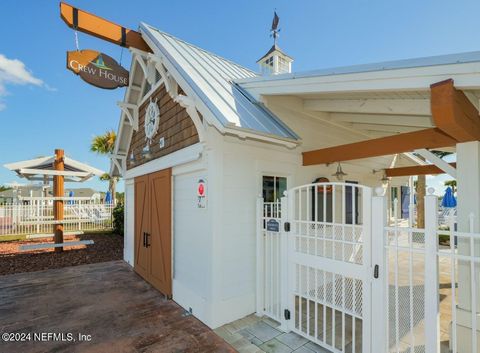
271;11;280;44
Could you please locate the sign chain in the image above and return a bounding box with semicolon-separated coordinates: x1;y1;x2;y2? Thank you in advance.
74;30;80;51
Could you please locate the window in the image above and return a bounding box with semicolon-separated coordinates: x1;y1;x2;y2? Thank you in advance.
262;176;287;202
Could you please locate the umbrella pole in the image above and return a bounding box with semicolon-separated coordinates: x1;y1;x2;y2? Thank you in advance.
53;149;64;252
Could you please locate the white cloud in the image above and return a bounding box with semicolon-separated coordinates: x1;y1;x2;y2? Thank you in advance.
0;54;52;109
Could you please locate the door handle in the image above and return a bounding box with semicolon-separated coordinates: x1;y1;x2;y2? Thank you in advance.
143;232;146;247
145;233;151;248
374;264;379;279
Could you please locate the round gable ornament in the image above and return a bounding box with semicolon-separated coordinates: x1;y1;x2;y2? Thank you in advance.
145;98;160;142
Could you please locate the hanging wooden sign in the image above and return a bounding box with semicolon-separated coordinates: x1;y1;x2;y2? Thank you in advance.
66;49;129;89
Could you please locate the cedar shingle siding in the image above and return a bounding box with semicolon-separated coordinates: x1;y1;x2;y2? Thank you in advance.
127;84;199;170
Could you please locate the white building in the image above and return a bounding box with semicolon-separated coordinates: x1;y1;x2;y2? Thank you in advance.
111;23;480;352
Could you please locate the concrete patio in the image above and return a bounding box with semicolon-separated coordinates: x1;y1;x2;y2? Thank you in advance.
0;260;235;353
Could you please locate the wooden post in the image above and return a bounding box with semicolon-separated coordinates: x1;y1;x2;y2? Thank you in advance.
53;149;64;252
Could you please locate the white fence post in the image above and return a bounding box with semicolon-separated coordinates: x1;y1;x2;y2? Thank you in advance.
371;187;388;353
78;201;82;231
286;190;296;332
36;200;40;233
280;193;289;331
425;187;440;353
256;196;264;317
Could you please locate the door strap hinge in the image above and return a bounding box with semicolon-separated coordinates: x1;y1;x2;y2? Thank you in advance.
284;309;291;320
284;222;291;232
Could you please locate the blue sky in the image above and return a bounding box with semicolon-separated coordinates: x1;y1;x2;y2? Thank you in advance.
1;0;477;193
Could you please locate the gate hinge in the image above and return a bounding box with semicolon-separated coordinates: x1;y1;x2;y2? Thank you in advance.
284;222;291;232
284;309;291;320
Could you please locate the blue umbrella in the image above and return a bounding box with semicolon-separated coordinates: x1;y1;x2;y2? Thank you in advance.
68;190;74;204
442;187;457;208
105;191;112;204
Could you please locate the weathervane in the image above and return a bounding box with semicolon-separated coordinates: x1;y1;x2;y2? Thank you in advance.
270;11;280;45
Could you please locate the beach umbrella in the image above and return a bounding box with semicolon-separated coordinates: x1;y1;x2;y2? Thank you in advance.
105;191;112;204
442;187;457;208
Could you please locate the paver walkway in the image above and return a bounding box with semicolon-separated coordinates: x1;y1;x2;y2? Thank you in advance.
215;315;331;353
0;260;235;353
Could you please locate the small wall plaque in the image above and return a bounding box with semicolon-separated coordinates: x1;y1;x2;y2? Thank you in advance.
266;219;280;232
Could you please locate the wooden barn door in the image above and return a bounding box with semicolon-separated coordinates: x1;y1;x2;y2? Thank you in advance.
149;169;172;296
134;175;150;280
134;169;172;297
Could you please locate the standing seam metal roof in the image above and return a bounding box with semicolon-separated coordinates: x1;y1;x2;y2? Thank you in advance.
140;23;299;140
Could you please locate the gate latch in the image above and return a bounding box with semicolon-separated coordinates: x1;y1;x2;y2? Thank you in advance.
284;222;291;232
373;264;379;279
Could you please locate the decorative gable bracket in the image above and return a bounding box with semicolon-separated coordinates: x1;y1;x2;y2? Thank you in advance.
109;153;127;177
117;102;139;131
130;48;157;86
174;94;205;143
148;55;178;97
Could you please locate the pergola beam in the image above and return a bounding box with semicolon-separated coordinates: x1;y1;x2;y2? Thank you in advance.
431;79;480;142
60;2;151;52
385;163;457;177
414;148;457;178
303;128;457;166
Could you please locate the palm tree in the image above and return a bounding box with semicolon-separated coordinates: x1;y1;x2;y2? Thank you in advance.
91;130;118;204
444;180;457;194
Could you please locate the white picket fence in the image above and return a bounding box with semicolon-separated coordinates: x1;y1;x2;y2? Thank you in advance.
0;197;114;237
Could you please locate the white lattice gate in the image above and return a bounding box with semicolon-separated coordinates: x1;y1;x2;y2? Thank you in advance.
257;182;375;352
286;183;372;353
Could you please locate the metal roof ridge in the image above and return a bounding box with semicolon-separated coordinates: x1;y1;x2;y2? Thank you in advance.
140;22;258;76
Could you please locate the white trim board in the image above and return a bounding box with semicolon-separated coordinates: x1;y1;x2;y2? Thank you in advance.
124;143;204;179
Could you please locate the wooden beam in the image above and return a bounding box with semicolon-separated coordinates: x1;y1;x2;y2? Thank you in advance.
385;163;456;177
53;149;65;253
302;128;457;166
60;2;151;52
431;79;480;142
